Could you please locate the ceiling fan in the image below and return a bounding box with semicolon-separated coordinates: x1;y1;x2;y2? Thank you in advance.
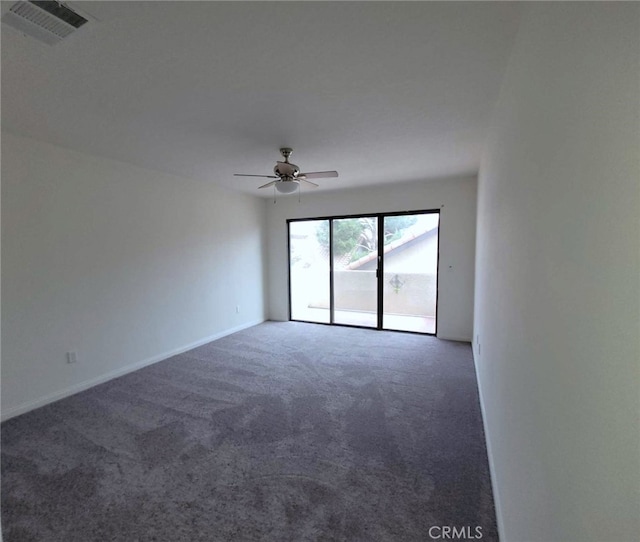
234;148;338;194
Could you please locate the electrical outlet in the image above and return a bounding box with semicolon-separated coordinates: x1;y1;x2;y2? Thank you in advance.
236;305;240;314
66;351;78;364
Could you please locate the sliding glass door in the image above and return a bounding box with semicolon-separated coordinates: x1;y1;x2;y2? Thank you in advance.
289;219;330;323
288;210;439;335
333;217;378;328
382;213;439;334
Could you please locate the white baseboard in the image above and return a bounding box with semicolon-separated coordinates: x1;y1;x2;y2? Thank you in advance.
472;346;505;542
1;319;265;422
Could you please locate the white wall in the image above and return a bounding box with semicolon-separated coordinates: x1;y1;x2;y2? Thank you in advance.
474;4;639;542
267;177;477;341
1;132;267;419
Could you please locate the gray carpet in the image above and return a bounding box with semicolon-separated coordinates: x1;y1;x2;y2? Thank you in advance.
1;321;497;541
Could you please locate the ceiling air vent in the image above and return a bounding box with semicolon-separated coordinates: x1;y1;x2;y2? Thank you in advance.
2;1;89;45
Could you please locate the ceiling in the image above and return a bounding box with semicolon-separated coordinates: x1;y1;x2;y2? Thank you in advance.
1;1;522;196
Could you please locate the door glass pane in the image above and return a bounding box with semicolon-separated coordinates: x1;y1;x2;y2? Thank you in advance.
382;213;439;333
289;220;330;323
333;217;378;327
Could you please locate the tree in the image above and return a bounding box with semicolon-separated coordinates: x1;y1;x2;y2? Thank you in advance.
316;220;362;255
316;215;417;260
383;215;417;245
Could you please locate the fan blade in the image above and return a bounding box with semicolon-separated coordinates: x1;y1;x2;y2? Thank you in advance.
298;170;338;180
301;179;319;188
234;174;279;178
258;180;277;189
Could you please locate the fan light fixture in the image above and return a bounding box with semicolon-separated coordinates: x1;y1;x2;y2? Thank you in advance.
276;180;299;194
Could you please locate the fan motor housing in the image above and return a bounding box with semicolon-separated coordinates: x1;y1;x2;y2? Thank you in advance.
274;162;300;179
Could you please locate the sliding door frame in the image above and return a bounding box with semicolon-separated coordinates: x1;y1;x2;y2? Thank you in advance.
287;208;440;336
329;219;335;324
